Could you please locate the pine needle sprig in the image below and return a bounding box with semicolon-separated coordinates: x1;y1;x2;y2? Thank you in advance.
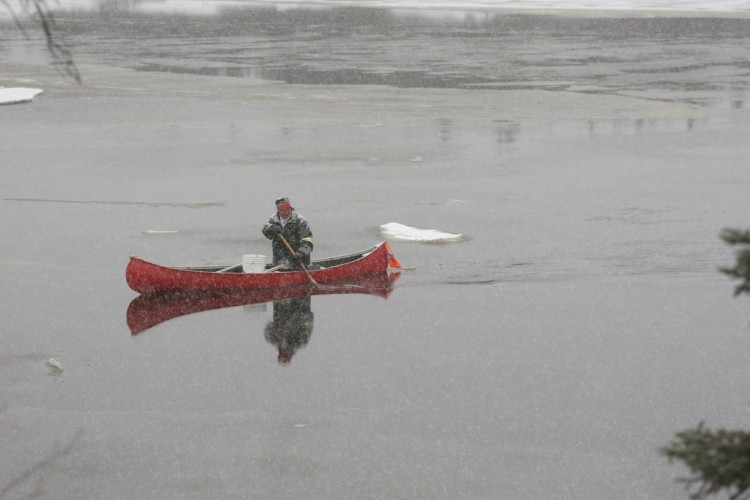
720;228;750;297
661;422;750;500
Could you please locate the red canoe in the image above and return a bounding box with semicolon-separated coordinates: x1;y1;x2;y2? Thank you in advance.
126;241;401;294
127;274;399;335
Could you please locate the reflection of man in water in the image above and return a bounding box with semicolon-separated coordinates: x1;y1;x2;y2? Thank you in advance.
264;296;314;364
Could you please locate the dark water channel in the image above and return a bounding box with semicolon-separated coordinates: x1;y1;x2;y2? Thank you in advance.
2;6;750;499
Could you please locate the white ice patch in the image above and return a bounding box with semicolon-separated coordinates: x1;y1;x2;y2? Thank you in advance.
418;199;472;206
0;87;43;105
380;222;464;243
144;229;180;234
46;358;63;375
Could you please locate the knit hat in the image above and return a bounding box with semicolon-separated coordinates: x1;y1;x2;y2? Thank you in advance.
275;197;293;211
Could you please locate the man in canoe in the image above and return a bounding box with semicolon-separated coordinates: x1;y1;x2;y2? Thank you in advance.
262;197;314;270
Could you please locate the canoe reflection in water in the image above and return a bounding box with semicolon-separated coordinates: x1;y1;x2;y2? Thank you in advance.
127;273;399;362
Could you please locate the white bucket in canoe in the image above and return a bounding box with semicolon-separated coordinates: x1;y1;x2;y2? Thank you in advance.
242;254;266;273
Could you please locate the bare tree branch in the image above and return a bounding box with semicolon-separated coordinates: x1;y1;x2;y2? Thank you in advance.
4;0;81;82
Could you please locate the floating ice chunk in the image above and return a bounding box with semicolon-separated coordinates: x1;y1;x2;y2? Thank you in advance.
380;222;463;243
418;199;472;206
144;229;180;234
46;358;63;375
0;87;44;105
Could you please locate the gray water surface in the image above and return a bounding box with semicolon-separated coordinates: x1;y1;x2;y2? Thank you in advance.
2;8;750;499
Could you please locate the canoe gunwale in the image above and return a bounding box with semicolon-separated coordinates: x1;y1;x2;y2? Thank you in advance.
174;245;379;273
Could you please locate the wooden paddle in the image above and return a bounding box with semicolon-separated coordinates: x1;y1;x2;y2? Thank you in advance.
217;264;242;273
264;263;285;273
278;233;317;286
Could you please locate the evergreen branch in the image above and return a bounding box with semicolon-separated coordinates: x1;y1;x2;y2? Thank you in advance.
719;228;750;296
660;422;750;500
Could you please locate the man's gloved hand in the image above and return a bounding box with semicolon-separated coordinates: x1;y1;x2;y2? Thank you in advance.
295;247;310;261
268;225;283;236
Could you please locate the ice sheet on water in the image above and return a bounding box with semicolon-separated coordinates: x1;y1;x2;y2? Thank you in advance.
210;0;750;14
6;0;746;19
0;87;43;105
380;222;464;243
